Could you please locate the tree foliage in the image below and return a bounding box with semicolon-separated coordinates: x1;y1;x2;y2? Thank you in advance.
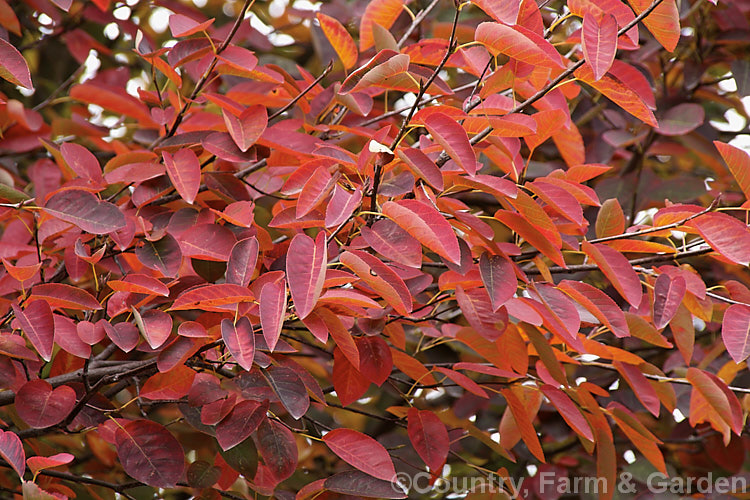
0;0;750;498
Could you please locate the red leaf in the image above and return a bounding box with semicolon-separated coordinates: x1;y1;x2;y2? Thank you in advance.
216;400;268;450
0;431;25;478
434;366;488;398
472;0;520;23
581;241;642;307
595;198;625;239
540;385;594;442
221;317;255;371
614;361;660;417
169;13;214;37
323;428;396;481
324;470;406;498
222;105;267;153
358;0;405;51
115;420;185;488
108;274;170;297
44;190;126;234
494;210;566;267
163;149;201;204
397;148;444;190
226;237;259;287
317;307;360;368
12;300;54;361
0;37;33;89
260;278;287;352
715;141;750;200
582;13;617;81
407;408;450;471
340;50;409;94
558;280;629;338
317;13;358;69
136;234;183;277
626;0;680;51
180;223;236;261
657;103;704;136
574;65;657;126
722;304;750;363
287;233;327;319
360;219;422;269
382;199;460;264
332;347;370;406
171;284;254;311
689;212;750;266
423;113;479;176
297;166;336;218
501;386;545;462
263;365;309;419
479;253;516;311
102;321;140;352
134;308;173;349
356;336;392;386
27;453;74;476
339;250;412;315
256;418;297;483
652;273;686;329
475;22;564;69
15;380;76;428
140;365;196;400
325;185;362;228
455;285;507;341
60;142;103;184
30;284;102;311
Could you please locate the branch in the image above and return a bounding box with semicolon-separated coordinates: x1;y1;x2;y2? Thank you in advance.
523;246;713;275
583;361;750;394
435;0;668;166
155;0;255;145
0;359;156;407
397;0;441;47
268;61;333;121
588;197;720;244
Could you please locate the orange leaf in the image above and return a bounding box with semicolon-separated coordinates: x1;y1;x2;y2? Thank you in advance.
317;13;358;69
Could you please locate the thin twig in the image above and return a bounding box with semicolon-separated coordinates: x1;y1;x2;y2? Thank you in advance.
268;61;333;121
436;0;669;166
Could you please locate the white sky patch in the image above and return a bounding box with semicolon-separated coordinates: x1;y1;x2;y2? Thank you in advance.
578;354;599;362
126;72;150;98
294;0;322;11
148;7;171;33
608;378;620;391
673;408;686;422
491;432;501;444
113;5;131;20
710;108;746;132
575;377;587;385
624;450;636;464
193;0;207;7
81;50;101;82
527;465;538;476
104;23;120;40
38;13;53;25
269;0;289;17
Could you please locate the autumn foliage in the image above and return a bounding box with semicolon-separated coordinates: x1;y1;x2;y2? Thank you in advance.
2;0;750;498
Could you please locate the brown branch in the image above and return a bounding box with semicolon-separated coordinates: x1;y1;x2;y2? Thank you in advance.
523;246;713;275
0;359;156;407
588;197;720;244
155;0;255;145
397;0;441;47
268;61;333;121
436;0;668;166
